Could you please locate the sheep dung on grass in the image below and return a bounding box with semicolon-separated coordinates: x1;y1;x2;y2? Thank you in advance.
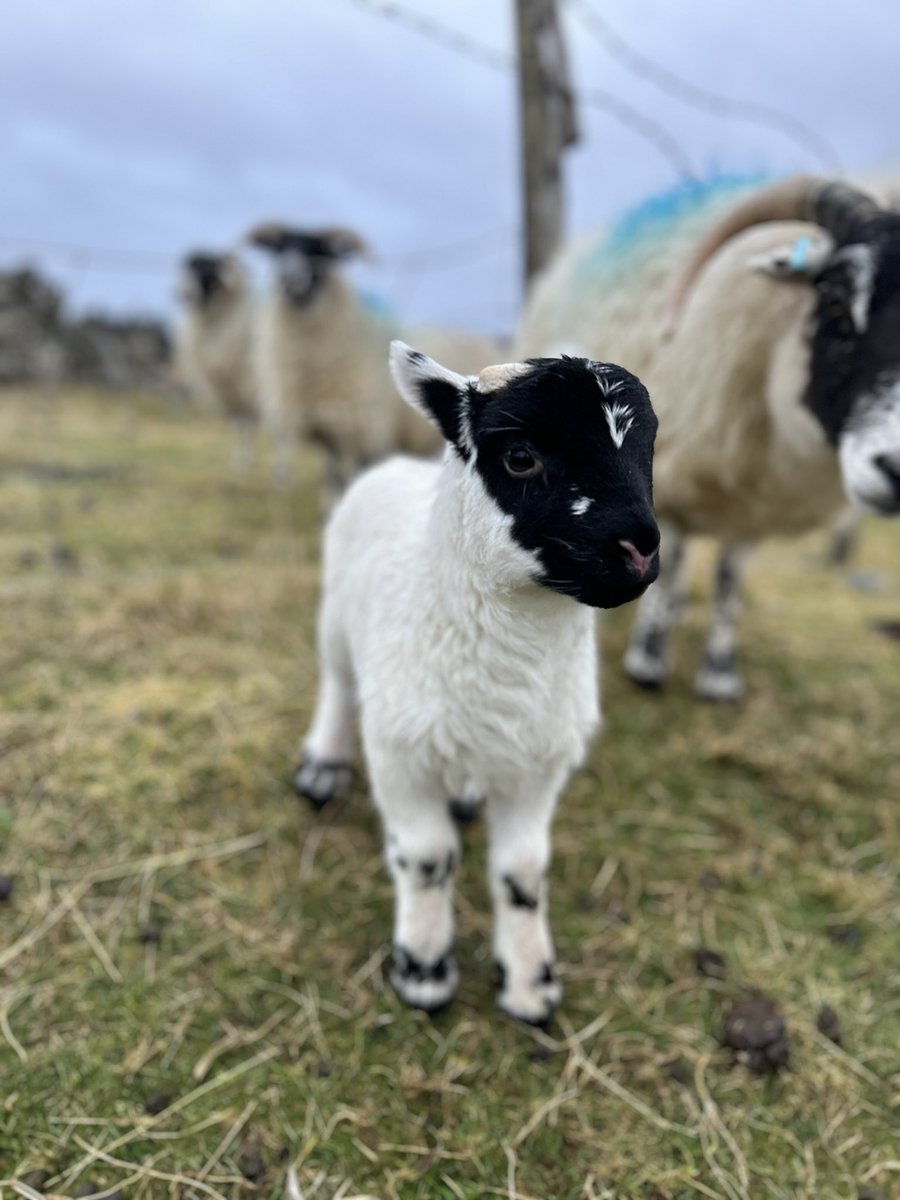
295;342;659;1023
518;175;900;701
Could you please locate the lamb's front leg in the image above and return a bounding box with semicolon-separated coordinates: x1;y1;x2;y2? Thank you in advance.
371;760;461;1013
487;783;562;1025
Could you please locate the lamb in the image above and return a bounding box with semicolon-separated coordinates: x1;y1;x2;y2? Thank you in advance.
174;252;257;460
247;223;502;496
517;175;900;700
295;342;659;1022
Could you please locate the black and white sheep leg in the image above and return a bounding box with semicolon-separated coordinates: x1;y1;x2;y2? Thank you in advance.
295;670;356;808
487;787;562;1026
694;543;751;703
376;769;461;1013
623;522;685;689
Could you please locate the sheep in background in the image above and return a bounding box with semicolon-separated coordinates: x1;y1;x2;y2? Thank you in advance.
296;342;658;1022
174;252;257;466
247;223;503;497
517;175;900;701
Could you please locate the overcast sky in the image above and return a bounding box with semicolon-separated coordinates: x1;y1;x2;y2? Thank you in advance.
1;0;896;335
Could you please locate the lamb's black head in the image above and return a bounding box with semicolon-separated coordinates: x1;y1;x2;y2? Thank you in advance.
246;223;370;306
179;252;243;306
390;342;659;610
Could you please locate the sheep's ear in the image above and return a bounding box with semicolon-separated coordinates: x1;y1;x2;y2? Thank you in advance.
749;234;832;280
389;341;470;446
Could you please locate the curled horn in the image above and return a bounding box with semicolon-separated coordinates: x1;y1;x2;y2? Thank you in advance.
245;221;289;250
665;176;882;329
320;226;373;261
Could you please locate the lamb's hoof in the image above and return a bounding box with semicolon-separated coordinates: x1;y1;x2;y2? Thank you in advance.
448;797;481;825
694;668;744;704
293;755;353;810
497;963;562;1027
390;946;458;1014
623;646;667;691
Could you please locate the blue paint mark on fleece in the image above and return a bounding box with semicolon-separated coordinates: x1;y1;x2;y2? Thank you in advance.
359;289;397;327
576;172;774;282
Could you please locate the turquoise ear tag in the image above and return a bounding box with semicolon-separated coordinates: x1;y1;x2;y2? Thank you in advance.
790;236;813;274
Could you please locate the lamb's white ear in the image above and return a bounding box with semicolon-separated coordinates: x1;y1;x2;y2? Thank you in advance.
389;341;470;446
749;234;832;280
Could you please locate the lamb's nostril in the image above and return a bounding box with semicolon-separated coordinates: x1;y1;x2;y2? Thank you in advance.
874;454;900;493
618;539;659;578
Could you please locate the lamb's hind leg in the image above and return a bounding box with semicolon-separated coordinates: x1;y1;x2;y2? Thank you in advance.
372;759;460;1013
295;669;356;809
488;779;563;1026
694;543;751;702
624;520;686;689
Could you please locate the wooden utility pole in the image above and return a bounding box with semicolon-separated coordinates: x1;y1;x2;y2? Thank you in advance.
516;0;579;288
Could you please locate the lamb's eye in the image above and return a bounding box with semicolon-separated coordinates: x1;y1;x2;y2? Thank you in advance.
503;447;543;479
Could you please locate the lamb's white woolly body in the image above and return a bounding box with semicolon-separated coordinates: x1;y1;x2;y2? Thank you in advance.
328;457;599;793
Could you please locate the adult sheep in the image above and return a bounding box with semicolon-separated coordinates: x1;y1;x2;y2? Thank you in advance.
296;344;659;1022
174;252;257;461
517;175;900;700
247;223;502;497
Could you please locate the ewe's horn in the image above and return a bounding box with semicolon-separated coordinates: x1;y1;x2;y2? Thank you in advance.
664;176;882;330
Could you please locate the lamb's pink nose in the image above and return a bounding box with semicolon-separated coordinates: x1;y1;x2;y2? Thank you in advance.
618;539;658;578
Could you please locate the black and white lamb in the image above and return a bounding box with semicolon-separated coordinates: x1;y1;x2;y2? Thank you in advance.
295;343;659;1023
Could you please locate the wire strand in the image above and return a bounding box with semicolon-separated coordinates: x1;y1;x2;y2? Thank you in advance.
568;0;841;173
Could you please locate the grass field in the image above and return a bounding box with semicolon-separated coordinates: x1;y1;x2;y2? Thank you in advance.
0;387;898;1200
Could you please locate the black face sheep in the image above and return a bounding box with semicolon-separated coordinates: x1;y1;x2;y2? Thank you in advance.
518;175;900;700
247;222;503;497
174;251;257;445
295;343;658;1023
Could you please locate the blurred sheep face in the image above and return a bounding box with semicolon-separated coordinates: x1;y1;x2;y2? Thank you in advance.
179;253;242;307
250;227;368;307
805;225;900;515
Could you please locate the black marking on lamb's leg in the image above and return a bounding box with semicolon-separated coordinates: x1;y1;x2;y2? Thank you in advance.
536;962;557;986
390;944;458;1013
503;873;540;911
293;755;353;809
448;797;481;825
418;850;457;889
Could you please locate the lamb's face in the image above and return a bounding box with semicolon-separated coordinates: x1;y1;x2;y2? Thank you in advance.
246;224;370;307
391;346;660;610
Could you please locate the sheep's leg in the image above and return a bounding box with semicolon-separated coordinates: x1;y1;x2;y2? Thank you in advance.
623;521;686;689
372;762;460;1012
694;543;751;702
231;418;256;475
295;670;356;808
487;781;562;1025
825;506;860;566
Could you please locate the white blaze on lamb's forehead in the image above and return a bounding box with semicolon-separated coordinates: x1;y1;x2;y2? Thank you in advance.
571;495;593;516
603;402;636;449
476;361;534;393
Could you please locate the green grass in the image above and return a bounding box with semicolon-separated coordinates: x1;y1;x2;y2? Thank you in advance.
0;386;898;1200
